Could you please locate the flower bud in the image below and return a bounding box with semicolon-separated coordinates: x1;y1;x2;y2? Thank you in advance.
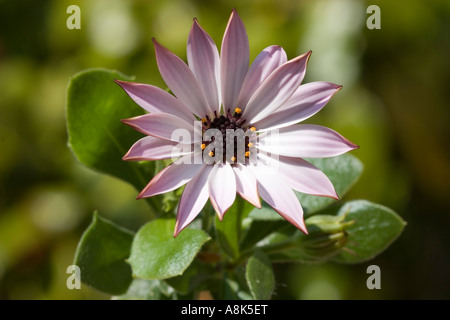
298;214;354;263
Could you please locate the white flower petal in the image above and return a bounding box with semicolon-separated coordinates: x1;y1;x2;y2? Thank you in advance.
258;153;338;199
243;51;311;124
187;19;221;114
232;164;261;208
257;124;358;158
115;80;195;121
248;163;307;233
253;82;342;131
121;113;200;143
208;163;236;220
123;136;192;161
175;165;213;236
220;9;249;112
153;38;210;117
237;45;287;110
137;157;203;199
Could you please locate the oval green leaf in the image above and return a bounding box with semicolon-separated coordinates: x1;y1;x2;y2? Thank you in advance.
73;213;135;295
66;68;155;193
333;200;406;264
128;218;210;280
245;250;275;300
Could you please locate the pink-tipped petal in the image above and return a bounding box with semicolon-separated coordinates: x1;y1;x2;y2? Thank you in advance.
232;164;261;208
249;164;307;234
153;38;210;117
187;19;221;114
121;113;199;143
259;153;338;199
220;9;249;111
137;157;203;199
174;165;213;237
243;51;312;124
123;136;192;161
208;163;236;220
257;124;358;158
254;82;342;131
114;80;195;121
237;45;287;109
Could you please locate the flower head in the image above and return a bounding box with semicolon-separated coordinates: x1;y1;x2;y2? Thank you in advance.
117;9;358;236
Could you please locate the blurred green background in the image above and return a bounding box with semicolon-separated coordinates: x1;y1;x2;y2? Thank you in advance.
0;0;449;299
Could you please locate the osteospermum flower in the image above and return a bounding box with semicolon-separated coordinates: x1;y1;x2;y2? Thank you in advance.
116;9;358;236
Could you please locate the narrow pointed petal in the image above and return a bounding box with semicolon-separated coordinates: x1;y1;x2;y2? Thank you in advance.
254;82;342;131
220;9;249;111
237;45;287;109
257;124;358;158
232;164;261;208
249;164;307;233
243;51;312;124
121;113;200;143
123;136;192;161
208;163;236;220
153;38;210;117
137;157;203;199
259;153;338;199
187;19;221;114
114;80;195;121
174;165;213;237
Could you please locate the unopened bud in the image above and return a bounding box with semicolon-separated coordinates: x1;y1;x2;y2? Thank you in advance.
299;214;354;263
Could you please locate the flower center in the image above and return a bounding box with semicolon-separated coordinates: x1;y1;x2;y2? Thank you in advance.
201;108;256;164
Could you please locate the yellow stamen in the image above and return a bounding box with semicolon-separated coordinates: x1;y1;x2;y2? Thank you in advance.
245;151;250;157
234;107;242;114
208;151;214;157
201;118;207;123
230;156;236;162
247;142;253;148
201;143;206;150
250;127;256;132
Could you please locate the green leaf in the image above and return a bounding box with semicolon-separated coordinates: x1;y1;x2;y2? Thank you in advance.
245;250;275;300
73;213;135;295
222;274;253;300
112;279;174;300
66;69;158;207
128;218;210;280
240;220;286;252
333;200;406;264
164;260;210;295
248;154;363;221
215;197;252;260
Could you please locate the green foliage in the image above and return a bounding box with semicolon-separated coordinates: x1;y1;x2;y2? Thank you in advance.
164;260;211;295
66;68;152;190
245;250;275;300
128;218;210;280
215;197;253;260
73;213;134;295
113;279;174;300
333;200;406;263
66;68;164;215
